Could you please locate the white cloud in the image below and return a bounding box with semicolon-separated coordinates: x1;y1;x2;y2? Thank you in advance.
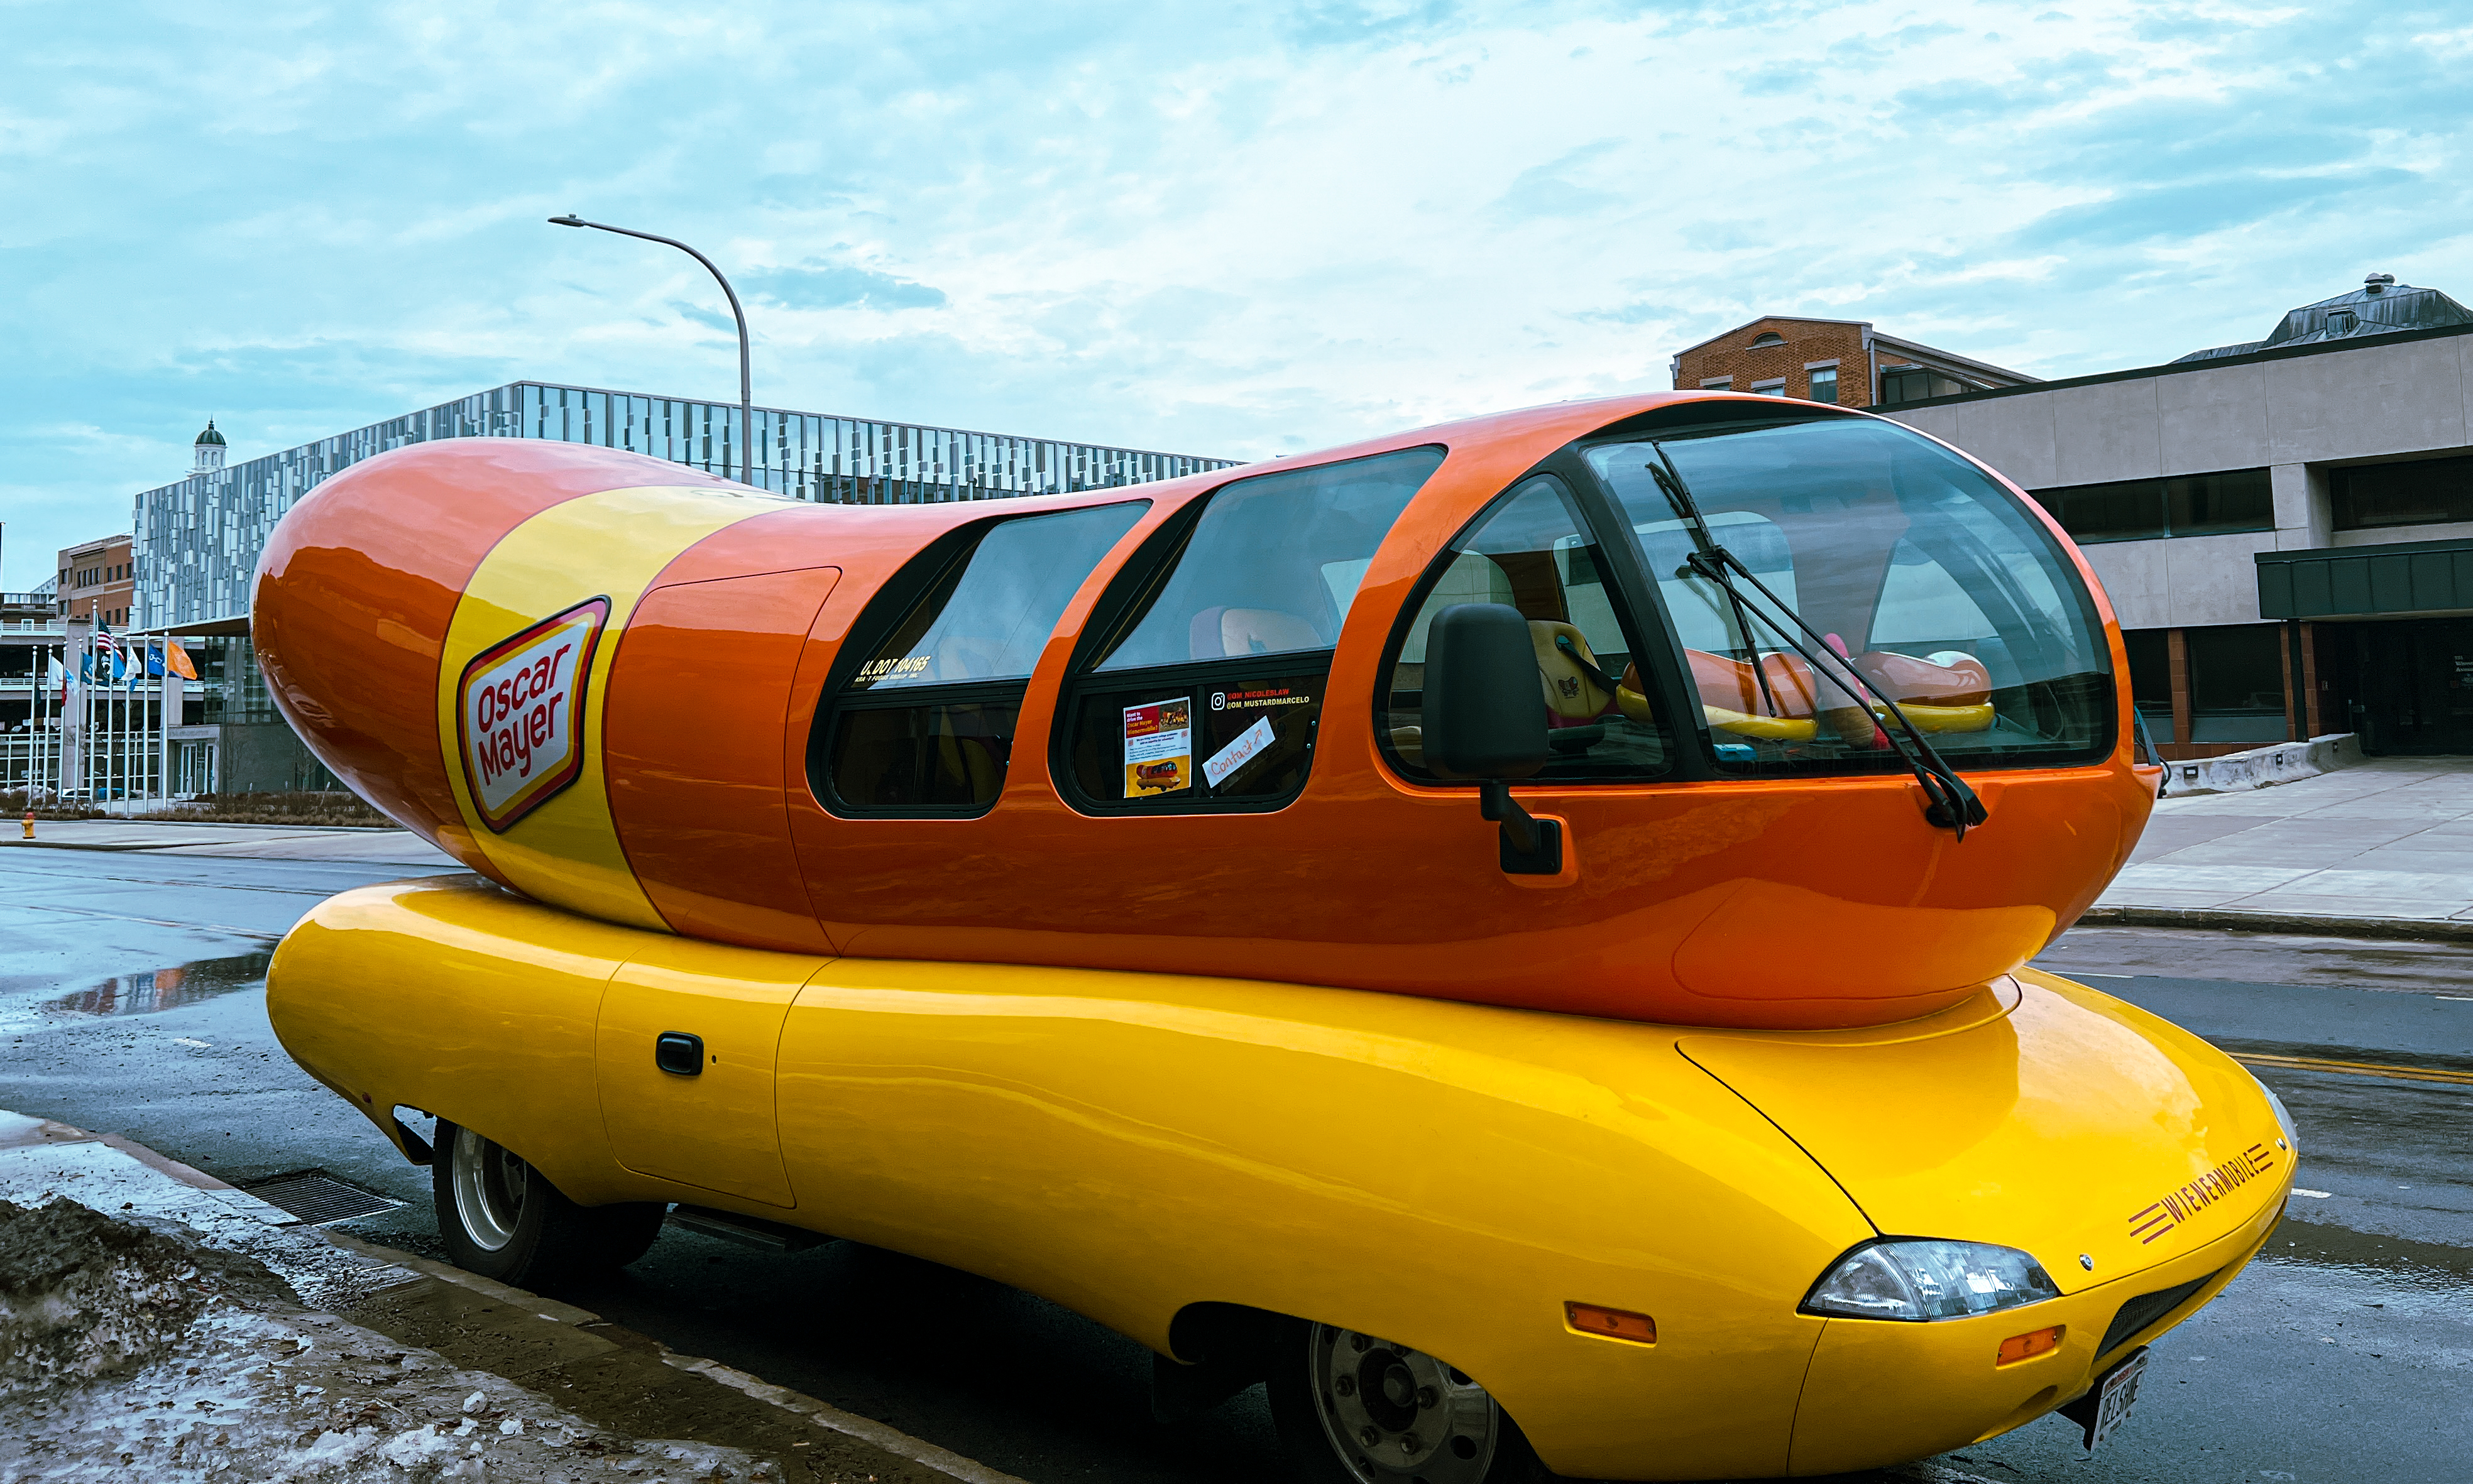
0;0;2465;584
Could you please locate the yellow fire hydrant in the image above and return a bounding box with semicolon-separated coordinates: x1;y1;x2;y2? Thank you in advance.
21;811;33;841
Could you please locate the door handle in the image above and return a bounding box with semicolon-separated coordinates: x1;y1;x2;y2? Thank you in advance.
654;1032;705;1077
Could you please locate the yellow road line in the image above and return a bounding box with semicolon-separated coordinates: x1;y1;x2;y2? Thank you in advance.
2230;1051;2473;1086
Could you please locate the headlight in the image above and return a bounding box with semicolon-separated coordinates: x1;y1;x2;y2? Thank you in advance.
1801;1238;2061;1321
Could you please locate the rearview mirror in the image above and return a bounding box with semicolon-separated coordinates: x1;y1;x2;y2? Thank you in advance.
1423;603;1562;875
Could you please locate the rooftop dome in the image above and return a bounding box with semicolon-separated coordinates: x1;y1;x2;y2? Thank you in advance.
194;420;226;447
2176;273;2473;364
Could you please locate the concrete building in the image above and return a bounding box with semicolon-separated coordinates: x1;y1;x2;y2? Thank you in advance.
1671;317;2040;408
1;581;62;792
133;381;1235;794
1878;274;2473;759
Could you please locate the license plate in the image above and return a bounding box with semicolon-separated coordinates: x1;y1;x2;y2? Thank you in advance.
2086;1349;2149;1451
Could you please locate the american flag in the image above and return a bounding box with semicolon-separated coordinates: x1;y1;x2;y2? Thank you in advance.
92;623;119;656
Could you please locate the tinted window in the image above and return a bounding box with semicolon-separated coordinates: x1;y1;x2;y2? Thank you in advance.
853;503;1147;690
2120;628;2172;716
1383;475;1672;782
2186;623;2287;745
1877;368;1968;405
2034;469;2272;543
2332;454;2473;530
1064;673;1327;807
820;502;1144;815
1586;415;2110;771
828;699;1020;809
1094;447;1445;670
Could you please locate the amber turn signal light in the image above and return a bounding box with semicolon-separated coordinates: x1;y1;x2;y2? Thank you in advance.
1565;1302;1656;1345
1995;1324;2064;1365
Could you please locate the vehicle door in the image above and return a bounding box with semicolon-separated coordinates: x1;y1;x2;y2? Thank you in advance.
595;936;829;1208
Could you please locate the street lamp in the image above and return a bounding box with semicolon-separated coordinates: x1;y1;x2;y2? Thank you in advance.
549;214;757;486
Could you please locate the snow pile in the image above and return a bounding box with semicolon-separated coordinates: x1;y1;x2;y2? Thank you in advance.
0;1194;296;1396
0;1197;781;1482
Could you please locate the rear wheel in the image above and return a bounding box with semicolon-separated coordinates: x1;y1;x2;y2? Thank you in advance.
1270;1323;1554;1484
432;1120;664;1289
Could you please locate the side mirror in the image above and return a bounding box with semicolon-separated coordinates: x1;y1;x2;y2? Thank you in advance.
1423;603;1562;875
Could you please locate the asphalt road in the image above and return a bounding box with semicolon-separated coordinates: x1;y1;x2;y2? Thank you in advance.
2;846;2468;1483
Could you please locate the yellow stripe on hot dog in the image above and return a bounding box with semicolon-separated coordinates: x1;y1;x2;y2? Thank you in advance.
436;485;788;930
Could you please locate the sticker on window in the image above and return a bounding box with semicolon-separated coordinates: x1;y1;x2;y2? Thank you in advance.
1202;714;1277;789
456;596;608;832
1123;697;1192;796
1212;685;1310;712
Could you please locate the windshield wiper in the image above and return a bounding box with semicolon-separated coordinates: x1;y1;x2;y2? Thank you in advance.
1647;446;1988;840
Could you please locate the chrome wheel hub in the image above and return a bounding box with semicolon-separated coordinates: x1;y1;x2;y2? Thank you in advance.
1308;1324;1498;1483
450;1126;529;1252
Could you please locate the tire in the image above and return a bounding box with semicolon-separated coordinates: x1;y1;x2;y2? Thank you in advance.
432;1120;664;1289
1269;1322;1557;1484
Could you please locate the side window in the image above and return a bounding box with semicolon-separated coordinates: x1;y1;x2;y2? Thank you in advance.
1060;446;1445;812
1381;475;1673;783
816;501;1146;815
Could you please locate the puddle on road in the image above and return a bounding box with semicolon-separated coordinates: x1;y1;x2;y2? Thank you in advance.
2267;1214;2473;1283
41;950;275;1018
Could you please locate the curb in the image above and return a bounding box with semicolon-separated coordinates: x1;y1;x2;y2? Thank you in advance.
321;1231;1033;1484
2076;905;2473;943
0;1113;1029;1484
3;839;214;852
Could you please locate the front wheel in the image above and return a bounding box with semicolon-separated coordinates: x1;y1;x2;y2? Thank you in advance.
432;1120;664;1289
1269;1323;1555;1484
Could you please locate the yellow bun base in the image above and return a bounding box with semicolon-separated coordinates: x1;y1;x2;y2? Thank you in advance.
1872;701;1996;734
1703;704;1818;742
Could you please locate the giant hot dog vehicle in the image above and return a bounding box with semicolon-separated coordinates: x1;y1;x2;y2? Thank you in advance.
260;393;2294;1482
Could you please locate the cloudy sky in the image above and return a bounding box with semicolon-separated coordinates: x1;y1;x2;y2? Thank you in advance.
4;0;2467;587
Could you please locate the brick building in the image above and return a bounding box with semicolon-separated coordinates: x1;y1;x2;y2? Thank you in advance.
1670;317;2039;408
56;533;134;628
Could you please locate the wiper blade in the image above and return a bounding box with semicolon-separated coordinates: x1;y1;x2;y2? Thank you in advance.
1648;447;1988;840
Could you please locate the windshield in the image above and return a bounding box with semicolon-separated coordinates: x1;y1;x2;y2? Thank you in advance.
1583;415;2110;770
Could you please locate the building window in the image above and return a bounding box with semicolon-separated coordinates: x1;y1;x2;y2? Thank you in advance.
1750;379;1787;396
1806;367;1839;403
1748;332;1786;347
2031;469;2273;544
1699;378;1732;391
2121;628;2172;733
1876;368;1971;405
2332;454;2473;530
2186;624;2286;744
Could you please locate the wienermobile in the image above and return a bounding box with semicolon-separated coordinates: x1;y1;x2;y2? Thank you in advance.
261;391;2293;1483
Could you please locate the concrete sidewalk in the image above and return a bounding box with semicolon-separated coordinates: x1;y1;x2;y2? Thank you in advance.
2088;756;2473;934
0;1109;1013;1484
3;817;459;868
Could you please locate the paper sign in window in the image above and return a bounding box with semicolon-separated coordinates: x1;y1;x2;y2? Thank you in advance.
1202;714;1276;788
1123;697;1192;796
456;597;608;832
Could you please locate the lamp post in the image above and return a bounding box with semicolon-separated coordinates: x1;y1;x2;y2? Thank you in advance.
549;214;757;486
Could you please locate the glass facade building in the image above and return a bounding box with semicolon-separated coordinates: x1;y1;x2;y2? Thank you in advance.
136;381;1237;631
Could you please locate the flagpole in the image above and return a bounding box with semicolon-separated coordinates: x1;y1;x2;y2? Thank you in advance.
158;643;171;809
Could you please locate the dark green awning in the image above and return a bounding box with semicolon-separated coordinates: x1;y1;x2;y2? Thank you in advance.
2257;537;2473;619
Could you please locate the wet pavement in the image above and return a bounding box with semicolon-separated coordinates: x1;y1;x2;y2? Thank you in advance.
1;846;2467;1483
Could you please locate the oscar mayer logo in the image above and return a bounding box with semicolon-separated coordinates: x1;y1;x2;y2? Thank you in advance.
2128;1142;2278;1245
456;597;608;833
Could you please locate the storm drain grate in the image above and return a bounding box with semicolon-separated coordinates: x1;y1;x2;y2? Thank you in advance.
240;1170;403;1226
